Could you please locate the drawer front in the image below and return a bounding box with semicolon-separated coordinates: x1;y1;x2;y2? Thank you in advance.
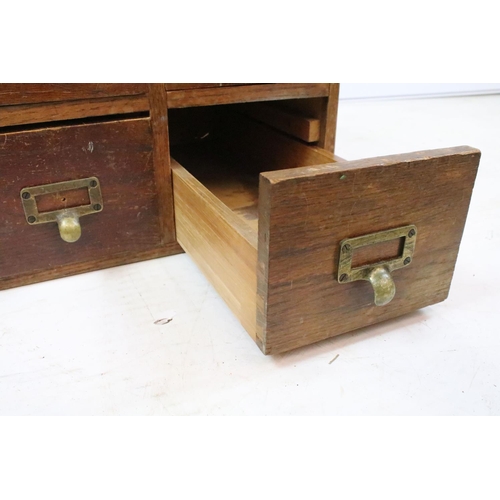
257;147;481;353
0;84;147;107
0;118;162;288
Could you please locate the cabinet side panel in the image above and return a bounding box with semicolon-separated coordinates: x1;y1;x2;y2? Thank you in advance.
318;83;340;154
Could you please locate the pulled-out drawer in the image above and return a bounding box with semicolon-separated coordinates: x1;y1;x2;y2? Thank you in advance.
170;107;480;354
0;117;172;290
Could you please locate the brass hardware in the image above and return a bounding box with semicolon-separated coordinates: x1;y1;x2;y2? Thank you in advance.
57;213;82;243
338;225;417;306
20;177;103;243
367;266;396;306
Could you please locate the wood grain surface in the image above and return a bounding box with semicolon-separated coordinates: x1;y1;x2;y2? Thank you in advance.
0;118;167;289
318;83;340;153
169;110;344;350
236;102;321;142
0;243;182;291
0;84;147;107
148;84;175;243
219;111;339;170
169;108;339;235
257;147;481;353
166;84;330;108
172;159;258;338
165;84;256;91
0;95;149;128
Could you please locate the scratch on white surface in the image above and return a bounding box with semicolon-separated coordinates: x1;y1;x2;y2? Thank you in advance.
155;318;173;325
154;310;176;326
469;366;480;389
329;354;340;364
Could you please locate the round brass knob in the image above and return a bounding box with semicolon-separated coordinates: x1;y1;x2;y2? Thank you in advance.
367;266;396;306
57;215;82;243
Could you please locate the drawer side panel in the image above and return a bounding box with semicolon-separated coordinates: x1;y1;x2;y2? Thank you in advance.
172;160;258;339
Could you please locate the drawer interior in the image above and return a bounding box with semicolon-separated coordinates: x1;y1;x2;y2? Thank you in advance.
169;105;337;232
169;105;338;347
170;105;481;355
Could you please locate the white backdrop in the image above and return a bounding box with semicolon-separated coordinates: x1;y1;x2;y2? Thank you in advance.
340;83;500;99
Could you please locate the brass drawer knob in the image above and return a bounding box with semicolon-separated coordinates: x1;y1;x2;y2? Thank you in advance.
338;225;417;306
57;213;82;243
367;266;396;306
20;177;103;243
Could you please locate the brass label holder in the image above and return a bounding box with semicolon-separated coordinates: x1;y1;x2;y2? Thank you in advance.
338;224;417;306
20;177;103;243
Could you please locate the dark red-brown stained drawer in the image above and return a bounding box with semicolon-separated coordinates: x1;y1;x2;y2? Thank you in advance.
0;117;170;290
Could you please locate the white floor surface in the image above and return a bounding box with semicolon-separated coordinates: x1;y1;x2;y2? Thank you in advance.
1;94;499;415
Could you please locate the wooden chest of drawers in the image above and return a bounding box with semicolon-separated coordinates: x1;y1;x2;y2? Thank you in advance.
0;84;480;354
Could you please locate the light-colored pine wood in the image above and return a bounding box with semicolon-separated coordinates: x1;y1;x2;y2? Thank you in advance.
236;102;321;142
171;159;258;339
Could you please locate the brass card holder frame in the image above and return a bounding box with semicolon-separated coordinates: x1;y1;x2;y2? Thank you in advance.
338;225;417;306
20;177;103;243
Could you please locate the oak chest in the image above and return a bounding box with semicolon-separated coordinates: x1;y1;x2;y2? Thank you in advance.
0;84;480;354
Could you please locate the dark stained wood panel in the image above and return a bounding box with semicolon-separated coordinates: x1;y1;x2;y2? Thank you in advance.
0;118;166;288
0;95;149;128
0;243;182;291
318;83;340;153
0;84;147;107
257;147;481;354
166;84;330;108
148;84;175;243
166;84;256;91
